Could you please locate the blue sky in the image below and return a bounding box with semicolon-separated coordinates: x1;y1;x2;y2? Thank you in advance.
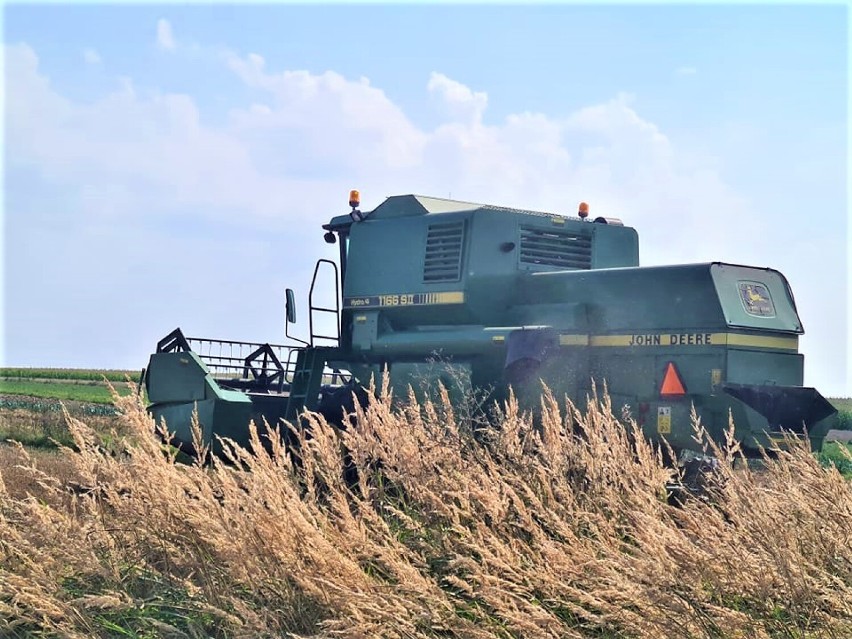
3;4;849;396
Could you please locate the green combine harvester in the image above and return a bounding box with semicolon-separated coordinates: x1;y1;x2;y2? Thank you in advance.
144;191;838;457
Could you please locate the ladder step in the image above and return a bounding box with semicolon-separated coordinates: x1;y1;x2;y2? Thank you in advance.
285;346;332;421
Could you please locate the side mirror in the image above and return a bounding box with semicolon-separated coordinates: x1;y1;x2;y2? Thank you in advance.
285;288;297;324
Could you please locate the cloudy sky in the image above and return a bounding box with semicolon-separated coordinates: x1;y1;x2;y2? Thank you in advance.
3;5;849;396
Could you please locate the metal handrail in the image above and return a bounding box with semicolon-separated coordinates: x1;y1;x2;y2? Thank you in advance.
308;259;341;347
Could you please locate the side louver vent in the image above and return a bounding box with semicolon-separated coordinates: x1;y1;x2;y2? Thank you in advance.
519;226;592;270
423;220;466;283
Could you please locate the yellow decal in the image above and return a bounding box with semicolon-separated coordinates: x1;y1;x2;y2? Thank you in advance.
584;335;633;346
621;333;725;346
725;334;798;350
710;368;722;391
767;435;790;449
558;334;590;346
442;291;465;304
738;281;775;317
344;291;464;309
657;407;672;434
563;333;726;347
378;294;413;307
555;332;798;351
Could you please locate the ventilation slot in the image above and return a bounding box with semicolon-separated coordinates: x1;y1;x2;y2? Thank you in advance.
520;226;592;270
423;220;465;283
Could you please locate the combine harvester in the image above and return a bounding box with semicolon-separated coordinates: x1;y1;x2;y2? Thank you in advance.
144;191;838;457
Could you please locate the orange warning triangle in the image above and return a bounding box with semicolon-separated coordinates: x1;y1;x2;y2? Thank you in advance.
660;362;687;396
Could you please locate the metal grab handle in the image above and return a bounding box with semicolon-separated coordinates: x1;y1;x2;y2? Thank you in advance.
308;258;341;347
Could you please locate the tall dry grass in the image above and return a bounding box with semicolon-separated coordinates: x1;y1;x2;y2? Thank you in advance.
0;381;850;638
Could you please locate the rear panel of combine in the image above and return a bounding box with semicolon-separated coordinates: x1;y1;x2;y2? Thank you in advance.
511;262;836;452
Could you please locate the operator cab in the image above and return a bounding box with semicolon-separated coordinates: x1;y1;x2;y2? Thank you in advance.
317;192;639;353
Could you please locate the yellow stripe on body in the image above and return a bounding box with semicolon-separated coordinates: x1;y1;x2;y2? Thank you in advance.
588;335;633;347
767;435;792;449
725;333;798;350
555;332;798;351
434;291;465;304
589;333;730;347
558;334;590;346
344;291;465;309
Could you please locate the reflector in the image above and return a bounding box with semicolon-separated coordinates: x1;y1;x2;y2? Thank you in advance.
660;362;687;396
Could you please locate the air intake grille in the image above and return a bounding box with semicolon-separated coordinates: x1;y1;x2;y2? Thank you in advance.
519;226;592;270
423;220;466;283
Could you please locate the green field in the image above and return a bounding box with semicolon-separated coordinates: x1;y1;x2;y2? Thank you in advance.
0;367;140;405
0;379;137;404
831;397;852;430
0;370;141;447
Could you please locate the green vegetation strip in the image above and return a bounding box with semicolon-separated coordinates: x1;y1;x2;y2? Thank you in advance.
831;397;852;411
830;398;852;431
0;396;118;416
0;367;141;383
0;379;134;405
819;442;852;477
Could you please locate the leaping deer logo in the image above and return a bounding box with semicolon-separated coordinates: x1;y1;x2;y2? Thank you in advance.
746;286;764;304
740;283;773;316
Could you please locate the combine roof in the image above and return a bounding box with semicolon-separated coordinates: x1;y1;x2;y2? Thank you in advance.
325;194;600;230
369;194;581;221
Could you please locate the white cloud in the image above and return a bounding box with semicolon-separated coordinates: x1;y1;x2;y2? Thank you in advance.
223;49;428;173
427;72;488;123
156;18;176;51
83;48;101;64
676;66;697;76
